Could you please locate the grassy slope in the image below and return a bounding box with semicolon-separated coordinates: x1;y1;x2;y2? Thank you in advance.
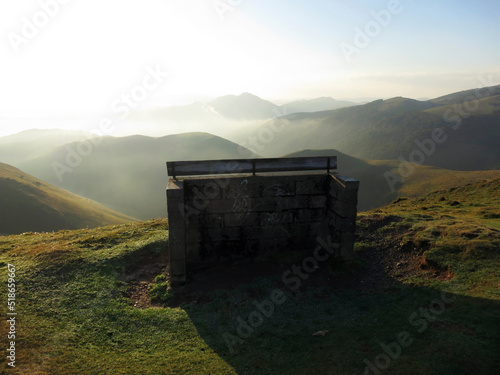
425;94;500;117
369;159;500;198
19;132;257;220
428;85;500;106
358;178;500;296
0;180;499;374
0;163;136;234
0;220;237;374
284;149;398;211
285;149;500;211
343;95;500;170
232;89;500;171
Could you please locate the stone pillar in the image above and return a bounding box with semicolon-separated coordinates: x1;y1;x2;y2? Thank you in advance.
328;174;359;260
166;179;187;285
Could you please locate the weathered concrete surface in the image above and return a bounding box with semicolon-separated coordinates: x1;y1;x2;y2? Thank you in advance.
167;172;359;285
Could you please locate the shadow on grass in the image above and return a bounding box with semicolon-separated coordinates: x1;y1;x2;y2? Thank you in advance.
8;234;499;374
181;262;500;375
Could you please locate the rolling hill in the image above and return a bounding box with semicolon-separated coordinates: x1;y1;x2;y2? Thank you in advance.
209;93;356;120
127;93;357;131
229;86;500;171
429;84;500;106
285;149;500;212
5;132;499;220
209;92;279;120
2;85;499;220
0;163;136;234
15;132;257;219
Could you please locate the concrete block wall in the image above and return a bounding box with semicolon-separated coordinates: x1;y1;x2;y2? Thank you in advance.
167;172;359;285
328;175;360;260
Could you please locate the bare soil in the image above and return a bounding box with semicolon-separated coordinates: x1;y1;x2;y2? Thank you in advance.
124;252;168;308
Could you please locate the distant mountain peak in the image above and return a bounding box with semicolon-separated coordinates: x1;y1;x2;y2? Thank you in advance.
239;92;260;98
209;92;278;120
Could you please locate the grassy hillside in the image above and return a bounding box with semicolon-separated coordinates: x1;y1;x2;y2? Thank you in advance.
230;96;440;157
429;84;500;106
284;149;399;211
376;160;500;197
18;132;257;219
286;149;500;212
356;95;500;169
230;86;500;171
0;163;136;234
0;180;498;374
357;178;500;295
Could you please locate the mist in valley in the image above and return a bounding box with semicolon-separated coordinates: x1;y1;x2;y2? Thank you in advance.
1;0;499;229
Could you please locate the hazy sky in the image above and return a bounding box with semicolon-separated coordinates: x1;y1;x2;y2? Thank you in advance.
1;0;499;119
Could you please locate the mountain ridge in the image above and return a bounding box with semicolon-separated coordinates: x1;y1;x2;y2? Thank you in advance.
15;132;258;219
229;85;500;171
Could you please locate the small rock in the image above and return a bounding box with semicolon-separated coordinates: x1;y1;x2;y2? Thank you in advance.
312;330;329;337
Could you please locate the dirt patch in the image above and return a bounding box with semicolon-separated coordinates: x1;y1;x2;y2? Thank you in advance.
356;214;455;284
124;253;168;309
128;281;158;308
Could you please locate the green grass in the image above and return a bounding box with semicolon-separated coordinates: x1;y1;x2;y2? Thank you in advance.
1;180;500;374
0;163;137;235
150;274;174;303
1;220;238;374
369;178;500;297
425;94;500;116
285;149;500;213
369;160;500;199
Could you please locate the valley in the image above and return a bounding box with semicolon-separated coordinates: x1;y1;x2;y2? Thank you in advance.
1;85;499;232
